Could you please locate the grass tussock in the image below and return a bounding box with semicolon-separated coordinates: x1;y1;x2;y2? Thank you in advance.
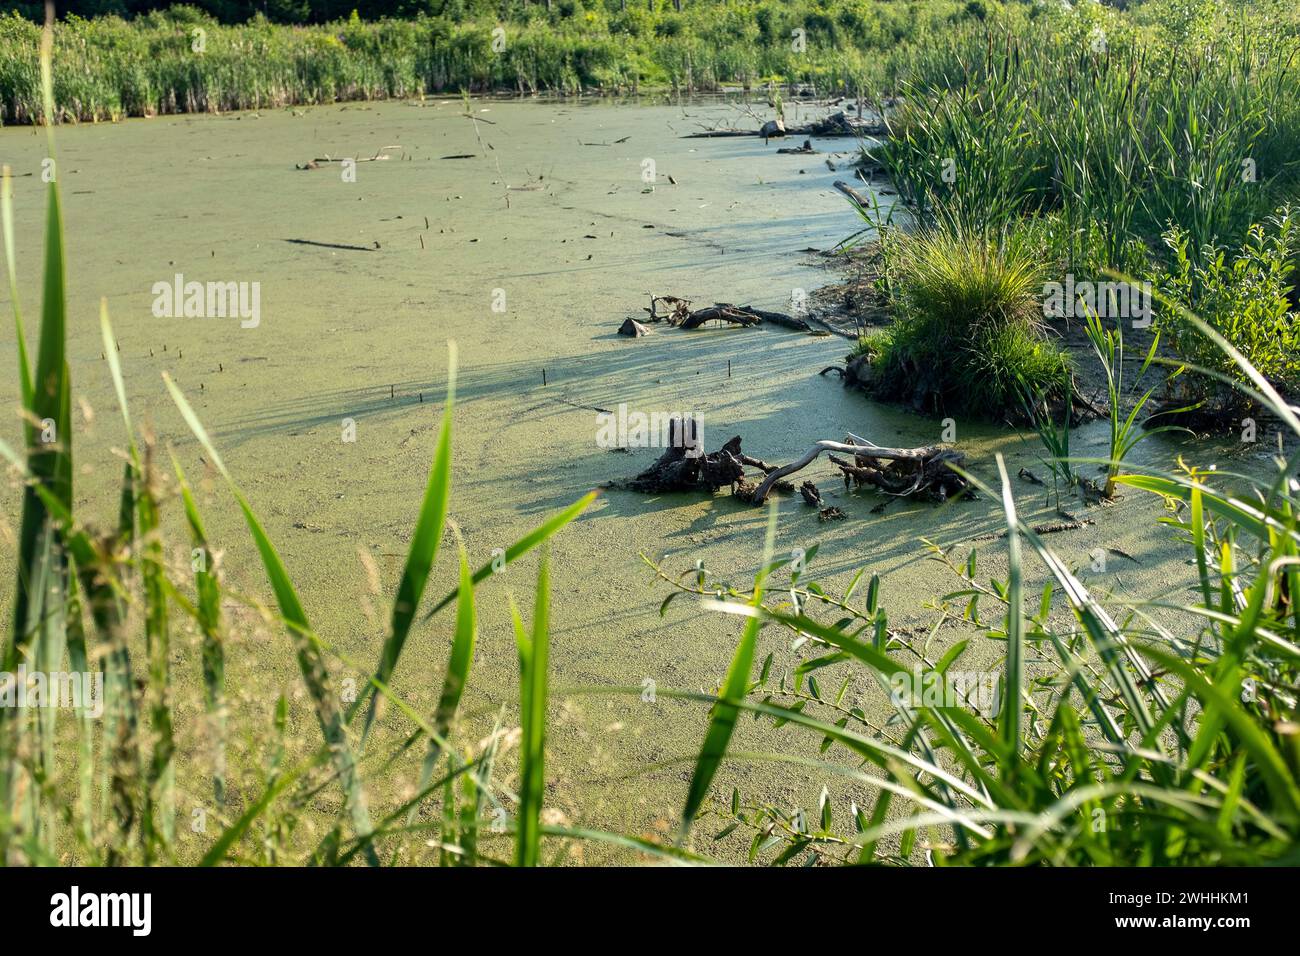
868;226;1068;417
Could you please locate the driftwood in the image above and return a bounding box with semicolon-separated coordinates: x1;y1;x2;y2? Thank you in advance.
682;129;757;139
778;139;817;155
622;423;969;509
970;516;1095;543
296;152;390;170
800;480;824;507
833;179;873;214
679;305;762;329
619;318;651;337
627;422;746;493
800;480;845;521
644;295;810;332
805;111;884;137
684;112;885;140
751;433;969;505
736;304;812;331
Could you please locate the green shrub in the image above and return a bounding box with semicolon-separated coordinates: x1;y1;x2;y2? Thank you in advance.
1157;205;1300;401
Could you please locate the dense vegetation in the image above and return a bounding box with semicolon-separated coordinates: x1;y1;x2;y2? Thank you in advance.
3;0;993;122
5;0;1300;867
853;0;1300;418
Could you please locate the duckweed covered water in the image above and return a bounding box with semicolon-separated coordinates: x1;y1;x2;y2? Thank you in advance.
0;98;1212;861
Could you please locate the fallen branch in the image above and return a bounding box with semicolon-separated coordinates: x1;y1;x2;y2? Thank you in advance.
752;433;968;504
800;480;845;520
969;516;1094;543
833;179;873;215
778;139;818;155
618;426;969;508
682;112;885;140
679;305;761;329
645;295;810;331
736;304;812;332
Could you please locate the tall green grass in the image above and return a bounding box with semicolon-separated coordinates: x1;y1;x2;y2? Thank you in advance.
856;1;1300;415
0;1;989;123
877;2;1300;276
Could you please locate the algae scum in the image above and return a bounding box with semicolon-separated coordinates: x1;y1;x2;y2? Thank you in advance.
0;98;1202;861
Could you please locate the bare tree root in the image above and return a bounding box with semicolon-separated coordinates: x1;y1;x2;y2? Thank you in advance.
617;421;971;509
750;433;970;504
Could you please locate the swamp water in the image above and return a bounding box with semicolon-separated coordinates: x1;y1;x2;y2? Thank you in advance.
1;98;1213;861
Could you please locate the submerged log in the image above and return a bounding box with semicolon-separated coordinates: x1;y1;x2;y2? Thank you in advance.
804;111;884;137
647;295;810;332
678;305;762;329
682;112;885;141
736;304;812;332
777;139;817;155
800;480;824;507
832;179;873;215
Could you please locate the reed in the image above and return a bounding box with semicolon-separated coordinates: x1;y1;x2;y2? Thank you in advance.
0;1;986;124
877;3;1300;276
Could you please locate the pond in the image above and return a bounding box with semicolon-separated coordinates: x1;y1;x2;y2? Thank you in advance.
0;96;1208;860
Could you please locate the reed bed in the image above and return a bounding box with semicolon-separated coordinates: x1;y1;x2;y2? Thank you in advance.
860;0;1300;414
878;3;1300;270
0;0;981;124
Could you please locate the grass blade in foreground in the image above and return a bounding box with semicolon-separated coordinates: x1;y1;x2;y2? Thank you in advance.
173;453;226;809
515;547;551;867
359;343;457;738
1;166;33;410
412;540;478;814
8;13;70;674
995;454;1024;755
164;372;377;864
679;502;779;841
